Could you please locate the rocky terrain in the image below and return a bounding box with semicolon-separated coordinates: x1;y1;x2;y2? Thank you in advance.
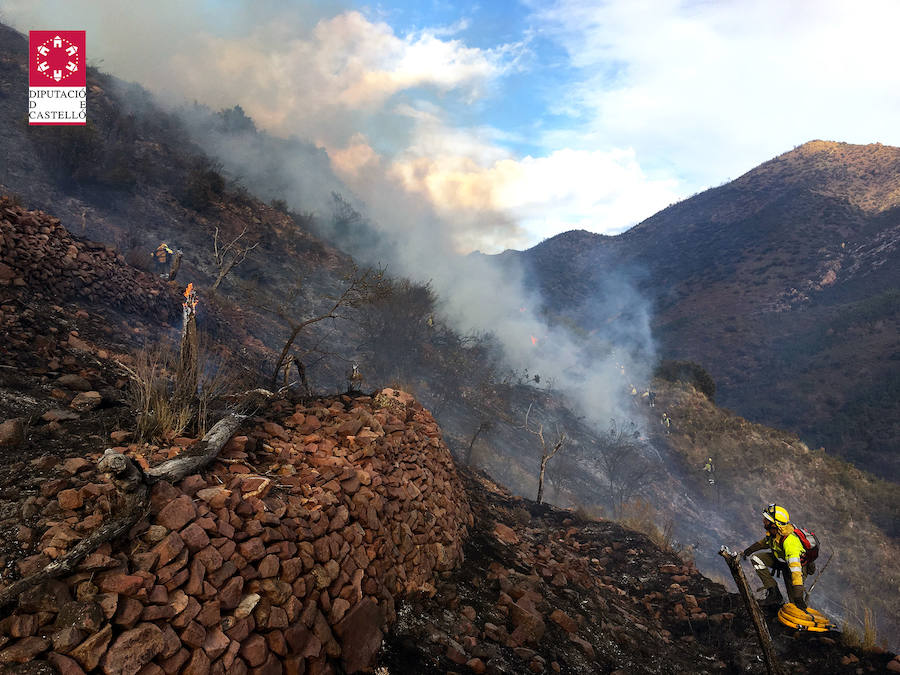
0;385;469;675
0;200;897;673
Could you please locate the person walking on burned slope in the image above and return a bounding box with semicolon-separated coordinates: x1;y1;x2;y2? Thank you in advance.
152;242;174;277
742;503;816;609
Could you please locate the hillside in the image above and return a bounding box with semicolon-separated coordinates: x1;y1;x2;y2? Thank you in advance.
510;141;900;479
0;214;896;672
1;19;899;664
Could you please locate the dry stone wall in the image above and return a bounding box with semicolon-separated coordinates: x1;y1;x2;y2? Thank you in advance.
0;389;471;674
0;200;176;320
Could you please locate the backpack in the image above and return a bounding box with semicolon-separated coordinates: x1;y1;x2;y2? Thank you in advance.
793;526;820;565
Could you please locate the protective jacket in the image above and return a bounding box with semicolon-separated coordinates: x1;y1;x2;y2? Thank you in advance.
747;523;805;586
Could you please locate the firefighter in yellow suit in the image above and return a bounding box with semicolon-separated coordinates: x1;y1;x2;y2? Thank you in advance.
742;504;811;608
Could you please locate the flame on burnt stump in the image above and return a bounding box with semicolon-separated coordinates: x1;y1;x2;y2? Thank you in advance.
177;282;199;400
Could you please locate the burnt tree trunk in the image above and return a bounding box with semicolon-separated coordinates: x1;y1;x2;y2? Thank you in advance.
719;547;785;675
536;455;549;504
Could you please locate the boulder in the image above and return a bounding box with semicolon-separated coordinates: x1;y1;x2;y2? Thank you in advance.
0;418;25;448
101;622;165;675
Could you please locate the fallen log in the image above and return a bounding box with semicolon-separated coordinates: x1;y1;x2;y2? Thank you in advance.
719;545;785;675
0;388;274;610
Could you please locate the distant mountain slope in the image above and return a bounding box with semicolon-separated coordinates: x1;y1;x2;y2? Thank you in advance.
510;141;900;479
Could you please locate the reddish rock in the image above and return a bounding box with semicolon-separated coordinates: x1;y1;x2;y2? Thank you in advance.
219;576;245;609
110;430;133;443
333;597;384;674
569;634;595;659
202;627;230;660
48;652;87;675
267;630;287;657
58;488;84;510
55;600;105;633
53;626;88;653
493;522;519;545
181;522;211;553
101;622;165;675
258;554;280;578
152;532;185;568
263;422;289;441
238;537;266;562
70;623;113;671
56;374;92;391
196;486;231;508
98;573;145;596
195;600;221;627
329;598;351;624
467;657;486;674
142;604;176;621
182;647;211;675
284;625;322;659
0;418;25;448
549;609;578;633
113;597;145;627
240;633;269;668
60;457;93;474
157;495;197;531
70;390;102;412
251;652;283;675
0;636;50;663
160;647;190;674
42;408;80;422
181;621;208;649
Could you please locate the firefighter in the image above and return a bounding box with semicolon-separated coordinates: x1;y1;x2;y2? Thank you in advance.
152;243;174;277
661;412;671;434
347;362;364;392
703;457;715;485
741;504;812;608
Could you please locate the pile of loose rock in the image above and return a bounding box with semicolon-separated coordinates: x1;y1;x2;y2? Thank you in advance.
0;200;176;320
0;389;471;674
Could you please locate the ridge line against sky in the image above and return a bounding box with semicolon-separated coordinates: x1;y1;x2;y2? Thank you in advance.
4;0;900;253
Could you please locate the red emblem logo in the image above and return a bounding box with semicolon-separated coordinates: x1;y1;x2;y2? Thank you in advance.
29;31;86;87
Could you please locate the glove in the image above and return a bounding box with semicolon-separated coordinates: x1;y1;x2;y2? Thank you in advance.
806;561;816;575
789;584;807;610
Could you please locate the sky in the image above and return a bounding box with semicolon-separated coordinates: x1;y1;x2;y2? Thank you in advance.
5;0;900;253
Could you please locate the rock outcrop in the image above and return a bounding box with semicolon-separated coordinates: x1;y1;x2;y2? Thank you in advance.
0;389;471;674
0;200;177;320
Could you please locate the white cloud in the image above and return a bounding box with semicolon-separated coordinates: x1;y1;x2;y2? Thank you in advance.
389;111;680;250
531;0;900;186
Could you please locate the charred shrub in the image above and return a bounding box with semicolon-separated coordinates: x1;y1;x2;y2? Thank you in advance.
28;121;102;183
654;359;716;401
182;157;225;211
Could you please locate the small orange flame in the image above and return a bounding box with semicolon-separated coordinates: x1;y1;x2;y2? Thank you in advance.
183;282;198;311
531;335;537;346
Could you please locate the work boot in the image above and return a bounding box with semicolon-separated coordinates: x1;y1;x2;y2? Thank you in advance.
762;587;783;605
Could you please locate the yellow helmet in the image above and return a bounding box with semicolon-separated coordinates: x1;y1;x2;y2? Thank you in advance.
763;503;790;526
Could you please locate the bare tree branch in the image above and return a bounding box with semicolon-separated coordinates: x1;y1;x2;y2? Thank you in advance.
523;402;568;504
212;226;260;290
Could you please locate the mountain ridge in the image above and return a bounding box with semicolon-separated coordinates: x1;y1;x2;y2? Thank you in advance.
509;140;900;479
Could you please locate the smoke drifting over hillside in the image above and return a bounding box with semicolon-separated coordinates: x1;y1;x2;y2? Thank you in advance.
178;105;656;429
3;1;657;426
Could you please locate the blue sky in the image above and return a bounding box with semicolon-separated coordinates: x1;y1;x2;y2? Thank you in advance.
5;0;900;252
